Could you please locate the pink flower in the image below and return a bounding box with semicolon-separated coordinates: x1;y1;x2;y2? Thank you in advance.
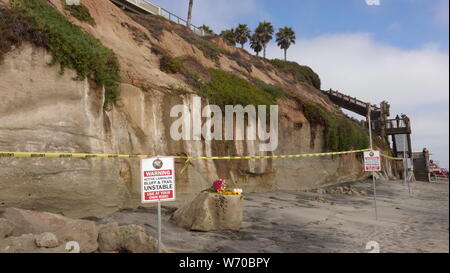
213;179;227;191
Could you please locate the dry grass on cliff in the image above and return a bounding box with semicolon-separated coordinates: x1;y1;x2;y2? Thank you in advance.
126;12;166;42
0;7;49;60
125;8;325;101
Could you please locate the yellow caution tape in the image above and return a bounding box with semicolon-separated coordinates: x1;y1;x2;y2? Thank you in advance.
2;149;375;175
0;149;371;160
180;157;192;175
380;153;404;161
4;149;407;176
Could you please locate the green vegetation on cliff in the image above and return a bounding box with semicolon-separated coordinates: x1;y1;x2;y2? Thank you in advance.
63;2;95;25
203;69;277;109
159;55;185;74
153;49;280;109
269;59;321;90
301;100;369;152
251;78;285;99
3;0;120;108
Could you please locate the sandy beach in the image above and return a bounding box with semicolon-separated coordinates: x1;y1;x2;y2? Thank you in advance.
98;179;449;253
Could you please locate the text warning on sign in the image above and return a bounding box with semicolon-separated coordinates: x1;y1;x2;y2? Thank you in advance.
364;150;381;172
141;157;176;203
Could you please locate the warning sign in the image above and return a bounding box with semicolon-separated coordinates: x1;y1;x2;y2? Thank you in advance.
141;157;176;203
364;151;381;172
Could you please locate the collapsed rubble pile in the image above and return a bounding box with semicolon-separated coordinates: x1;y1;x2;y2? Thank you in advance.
303;185;369;205
0;208;160;253
308;185;368;196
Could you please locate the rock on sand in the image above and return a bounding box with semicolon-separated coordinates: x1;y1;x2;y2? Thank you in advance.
172;192;243;231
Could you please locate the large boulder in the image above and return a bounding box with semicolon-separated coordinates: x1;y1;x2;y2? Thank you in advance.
35;232;59;248
0;234;39;253
98;223;157;253
0;233;67;253
2;208;98;253
171;192;243;231
0;218;15;239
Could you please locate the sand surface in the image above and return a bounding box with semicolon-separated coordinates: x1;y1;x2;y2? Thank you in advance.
98;180;449;253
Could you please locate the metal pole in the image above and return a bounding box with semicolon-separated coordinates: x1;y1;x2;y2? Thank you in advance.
403;134;407;186
368;108;378;220
368;107;373;149
157;200;161;253
372;172;378;220
407;170;412;196
404;134;412;196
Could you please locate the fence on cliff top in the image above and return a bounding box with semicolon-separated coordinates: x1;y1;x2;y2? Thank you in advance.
110;0;205;36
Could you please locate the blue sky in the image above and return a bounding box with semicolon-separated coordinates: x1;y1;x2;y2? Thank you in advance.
151;0;449;168
255;0;449;51
153;0;449;51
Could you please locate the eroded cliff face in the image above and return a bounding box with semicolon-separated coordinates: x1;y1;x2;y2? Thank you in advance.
0;43;367;218
0;44;130;217
0;0;369;218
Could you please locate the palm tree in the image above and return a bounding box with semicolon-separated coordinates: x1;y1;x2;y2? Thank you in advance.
220;29;237;45
250;34;263;56
199;24;214;35
187;0;194;30
254;21;274;58
276;27;296;61
234;24;251;49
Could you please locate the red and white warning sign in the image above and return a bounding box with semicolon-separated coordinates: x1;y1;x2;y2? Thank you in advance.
364;151;381;172
141;157;176;203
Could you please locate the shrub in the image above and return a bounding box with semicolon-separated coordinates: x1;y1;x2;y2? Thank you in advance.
228;51;252;73
168;85;191;96
127;13;165;41
177;55;210;80
159;55;184;74
63;2;95;25
269;59;321;90
9;0;121;108
0;7;49;59
251;78;285;99
151;46;187;75
301;100;369;151
120;22;148;44
203;69;276;109
173;28;229;63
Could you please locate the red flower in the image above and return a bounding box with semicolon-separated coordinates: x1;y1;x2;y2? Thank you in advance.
213;179;227;191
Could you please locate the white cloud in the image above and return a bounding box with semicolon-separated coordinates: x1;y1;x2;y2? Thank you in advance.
266;33;449;167
267;33;449;108
411;109;449;167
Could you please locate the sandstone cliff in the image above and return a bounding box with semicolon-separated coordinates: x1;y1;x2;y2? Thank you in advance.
0;0;378;218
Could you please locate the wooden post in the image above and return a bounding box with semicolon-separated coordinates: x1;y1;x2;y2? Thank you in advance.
407;134;412;158
366;104;372;147
380;101;389;143
392;135;398;156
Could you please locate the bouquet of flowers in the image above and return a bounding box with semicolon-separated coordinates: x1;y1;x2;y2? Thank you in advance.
203;179;244;199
